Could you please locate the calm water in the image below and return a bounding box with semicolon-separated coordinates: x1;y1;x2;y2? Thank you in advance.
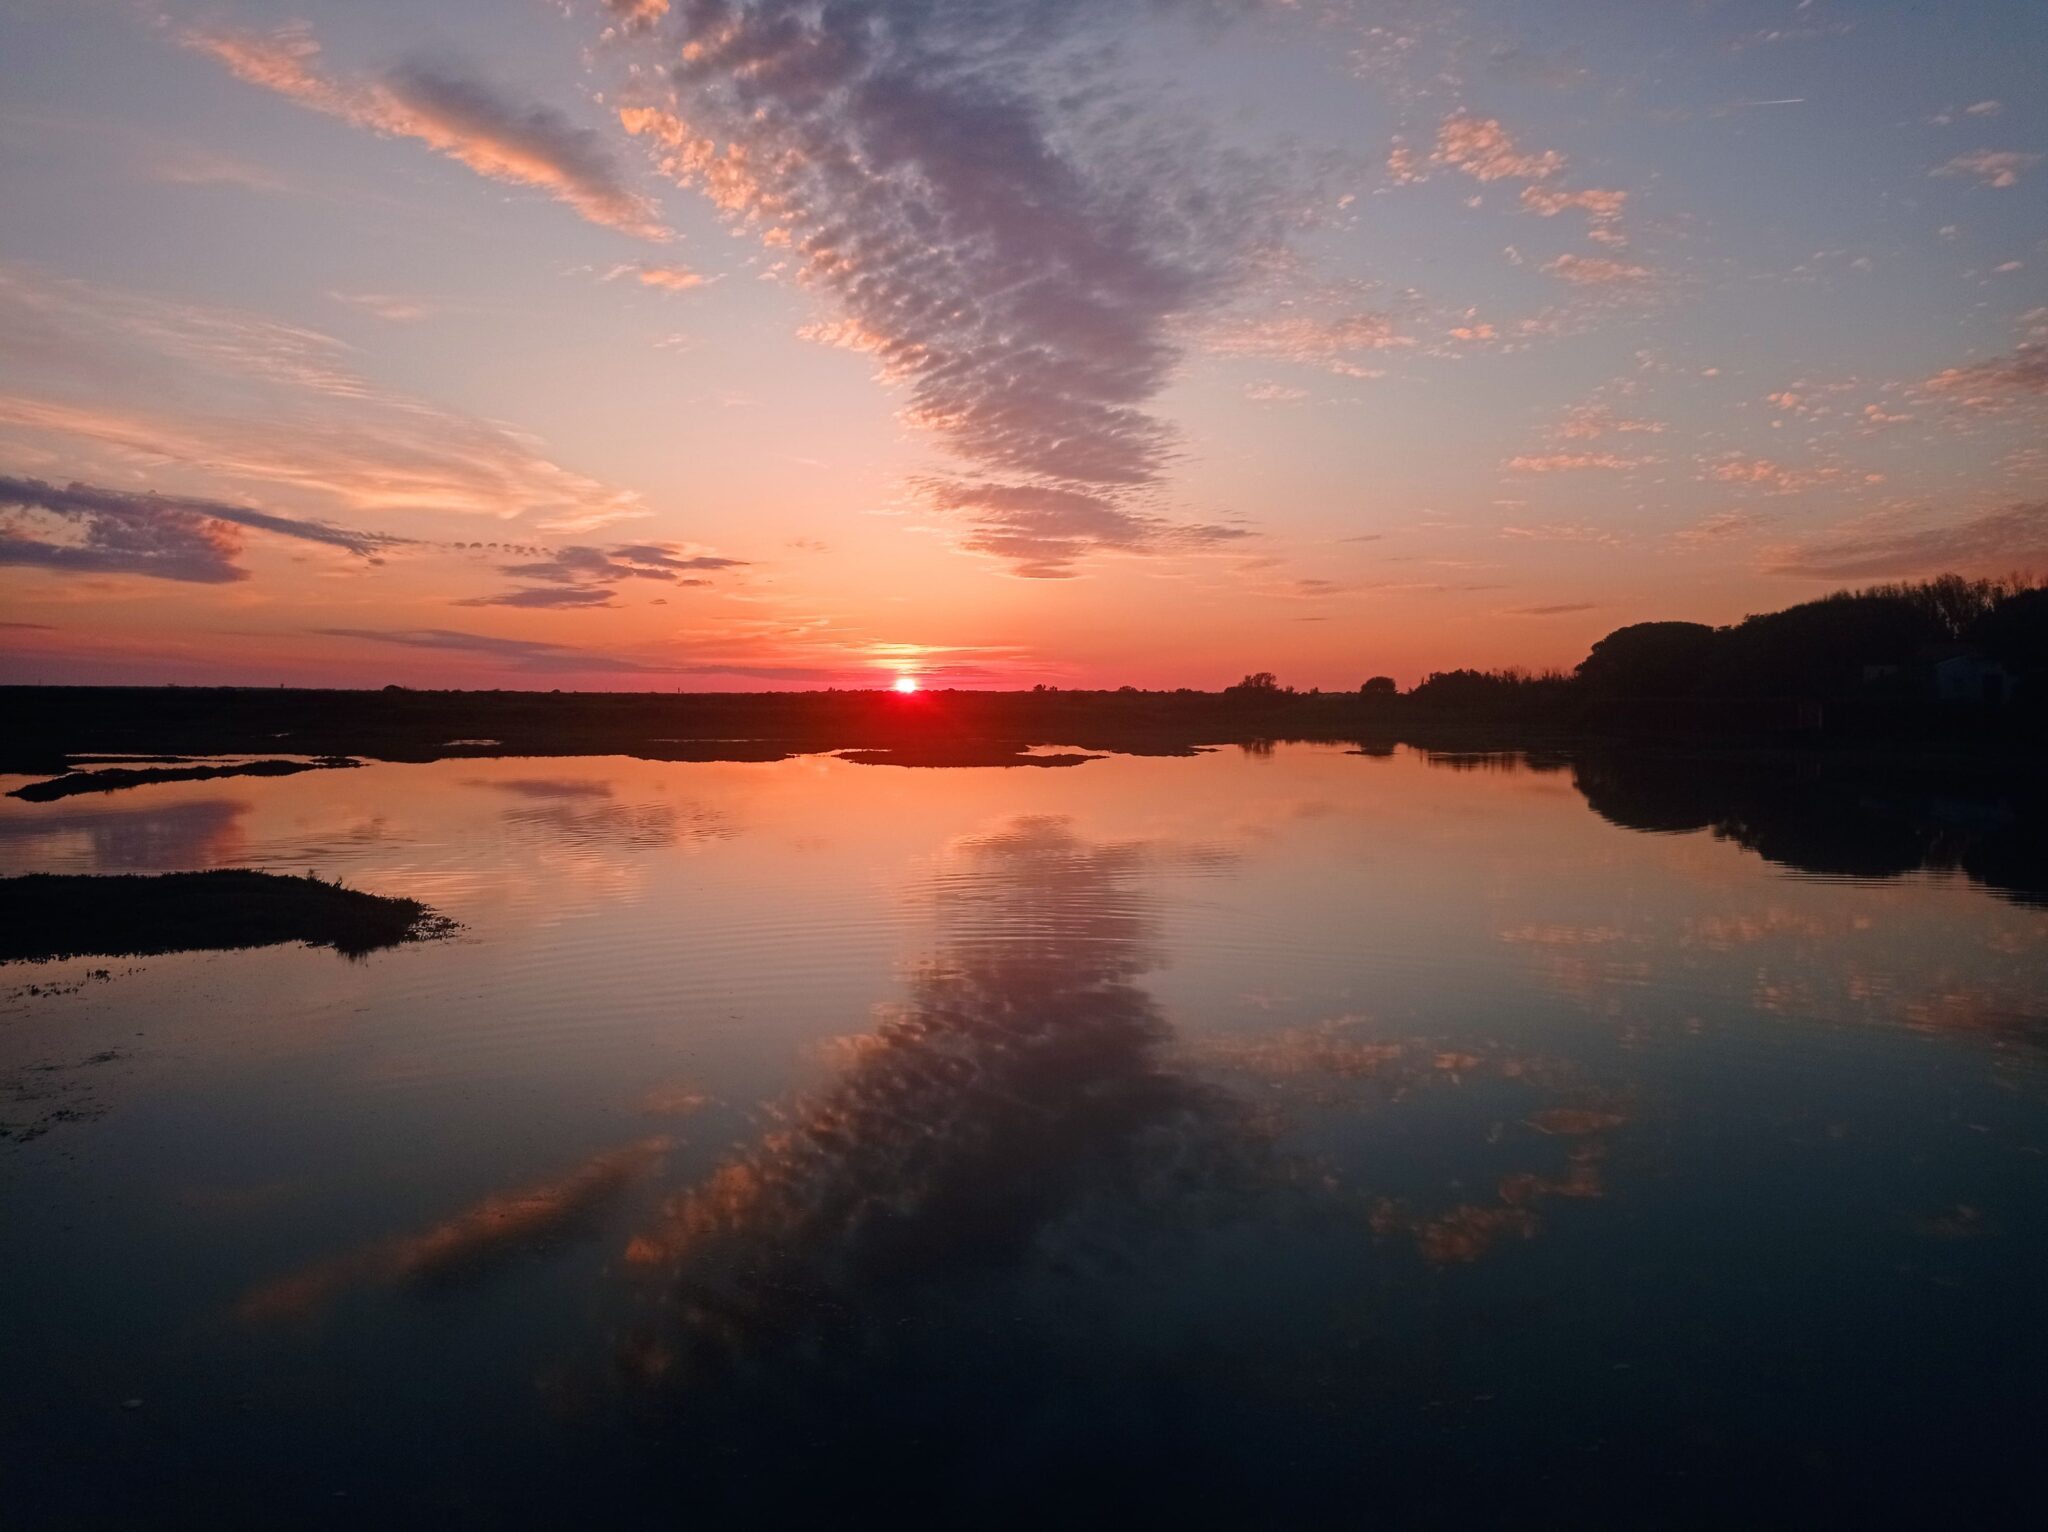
4;744;2046;1526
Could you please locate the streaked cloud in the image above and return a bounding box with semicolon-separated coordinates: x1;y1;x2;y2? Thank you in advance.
916;479;1248;581
183;25;668;237
1504;452;1643;473
1923;344;2048;403
0;472;404;583
312;625;677;673
1500;522;1620;544
1765;500;2048;578
144;144;294;194
465;540;746;608
326;291;436;322
0;265;655;532
308;622;918;684
456;584;622;610
1672;509;1764;548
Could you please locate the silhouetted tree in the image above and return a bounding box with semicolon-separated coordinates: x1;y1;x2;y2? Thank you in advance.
1709;593;1940;696
1228;671;1282;693
1408;667;1571;708
1576;622;1718;697
1969;585;2048;685
1360;676;1397;697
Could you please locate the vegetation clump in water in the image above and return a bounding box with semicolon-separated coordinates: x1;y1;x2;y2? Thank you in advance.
0;870;452;962
7;757;360;803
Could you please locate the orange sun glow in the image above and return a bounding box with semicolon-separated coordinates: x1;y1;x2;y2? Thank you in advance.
892;675;919;693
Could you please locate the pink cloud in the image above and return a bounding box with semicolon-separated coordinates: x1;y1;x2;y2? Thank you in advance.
1557;404;1663;440
1519;185;1627;222
1431;113;1565;182
1924;343;2048;402
1543;253;1652;286
1499;522;1620;543
1207;311;1414;365
1931;150;2040;189
1703;457;1879;494
183;26;669;238
1504;452;1642;473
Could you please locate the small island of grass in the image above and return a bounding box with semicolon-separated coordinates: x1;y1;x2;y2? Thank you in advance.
8;757;361;803
0;871;453;963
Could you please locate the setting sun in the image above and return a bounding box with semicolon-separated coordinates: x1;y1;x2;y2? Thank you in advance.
893;676;919;693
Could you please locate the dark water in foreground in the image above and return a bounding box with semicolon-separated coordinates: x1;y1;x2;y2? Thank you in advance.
3;745;2045;1526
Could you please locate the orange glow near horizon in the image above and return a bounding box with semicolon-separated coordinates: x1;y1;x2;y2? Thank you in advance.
893;676;920;693
0;3;2036;694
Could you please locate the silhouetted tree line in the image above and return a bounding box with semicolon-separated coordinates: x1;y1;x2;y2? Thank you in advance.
1575;574;2046;700
1376;575;2046;715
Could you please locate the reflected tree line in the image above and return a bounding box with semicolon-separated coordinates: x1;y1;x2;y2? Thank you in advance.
1564;750;2048;906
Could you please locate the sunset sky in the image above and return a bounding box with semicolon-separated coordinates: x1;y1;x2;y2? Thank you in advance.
2;0;2043;690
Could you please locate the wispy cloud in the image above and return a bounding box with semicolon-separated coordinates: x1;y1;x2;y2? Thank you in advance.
602;261;711;292
308;623;916;684
182;25;668;237
463;541;746;607
1765;501;2048;578
915;479;1248;581
455;585;622;610
1556;403;1663;440
326;291;437;322
1924;343;2048;403
1499;522;1620;544
1504;452;1643;473
1543;253;1652;287
312;626;674;673
144;144;294;194
0;265;655;532
1704;456;1879;494
1205;310;1415;371
0;473;405;583
1672;509;1764;548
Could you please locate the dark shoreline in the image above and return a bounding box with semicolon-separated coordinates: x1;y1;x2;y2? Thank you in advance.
3;683;2040;778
